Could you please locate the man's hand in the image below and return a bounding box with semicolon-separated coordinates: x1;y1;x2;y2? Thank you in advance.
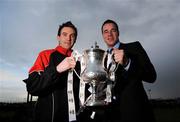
56;56;76;73
112;48;129;66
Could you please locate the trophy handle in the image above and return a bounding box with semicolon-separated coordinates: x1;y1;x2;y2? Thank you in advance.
72;50;85;81
80;53;87;73
109;52;119;73
102;51;108;71
105;52;119;82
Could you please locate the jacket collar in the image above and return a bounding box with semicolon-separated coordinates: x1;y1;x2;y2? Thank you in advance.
55;46;72;57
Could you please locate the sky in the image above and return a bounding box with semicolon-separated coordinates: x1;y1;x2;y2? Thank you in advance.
0;0;180;102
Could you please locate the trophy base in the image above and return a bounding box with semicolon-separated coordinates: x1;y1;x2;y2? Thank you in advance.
86;101;105;106
85;100;109;111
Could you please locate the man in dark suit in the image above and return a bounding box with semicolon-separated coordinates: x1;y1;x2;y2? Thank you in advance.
100;19;157;122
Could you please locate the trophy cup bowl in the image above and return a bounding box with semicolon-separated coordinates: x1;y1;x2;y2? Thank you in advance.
81;44;108;106
81;48;107;82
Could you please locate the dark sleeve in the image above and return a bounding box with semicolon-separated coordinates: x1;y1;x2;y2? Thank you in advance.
128;41;157;83
137;42;157;83
23;53;68;96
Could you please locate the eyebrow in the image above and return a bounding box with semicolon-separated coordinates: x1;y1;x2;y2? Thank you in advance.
103;28;117;32
61;32;75;37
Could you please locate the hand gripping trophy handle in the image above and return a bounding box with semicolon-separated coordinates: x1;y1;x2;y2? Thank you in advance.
105;52;119;82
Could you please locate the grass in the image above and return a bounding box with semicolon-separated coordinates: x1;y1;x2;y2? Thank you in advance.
0;102;34;122
0;99;180;122
154;107;180;122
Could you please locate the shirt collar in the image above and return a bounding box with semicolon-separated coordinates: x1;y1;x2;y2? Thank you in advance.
107;40;120;53
114;40;120;48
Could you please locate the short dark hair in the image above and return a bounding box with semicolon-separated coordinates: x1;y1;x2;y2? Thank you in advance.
101;19;119;35
57;21;78;40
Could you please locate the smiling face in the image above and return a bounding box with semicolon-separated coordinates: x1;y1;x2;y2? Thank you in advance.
57;27;76;49
102;23;119;48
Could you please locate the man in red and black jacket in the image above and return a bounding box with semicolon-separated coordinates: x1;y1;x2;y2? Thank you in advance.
23;21;91;122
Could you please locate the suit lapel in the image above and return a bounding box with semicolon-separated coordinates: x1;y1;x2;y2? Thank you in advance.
118;42;126;50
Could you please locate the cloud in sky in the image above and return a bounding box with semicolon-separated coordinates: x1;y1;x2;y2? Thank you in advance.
0;0;180;101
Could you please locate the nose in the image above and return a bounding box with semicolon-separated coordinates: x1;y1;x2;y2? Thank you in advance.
67;35;71;41
107;31;113;36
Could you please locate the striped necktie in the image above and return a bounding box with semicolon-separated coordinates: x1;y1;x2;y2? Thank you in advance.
107;48;113;72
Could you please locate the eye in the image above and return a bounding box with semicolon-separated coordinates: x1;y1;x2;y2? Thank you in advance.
103;30;109;34
111;29;117;32
62;32;67;36
71;34;75;39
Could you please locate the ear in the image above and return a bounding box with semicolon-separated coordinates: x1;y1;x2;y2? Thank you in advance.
57;35;60;41
57;36;61;45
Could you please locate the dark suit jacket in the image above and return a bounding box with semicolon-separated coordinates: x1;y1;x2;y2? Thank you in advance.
104;41;157;122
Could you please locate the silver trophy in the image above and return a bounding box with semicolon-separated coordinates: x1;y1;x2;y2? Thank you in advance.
80;42;117;107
